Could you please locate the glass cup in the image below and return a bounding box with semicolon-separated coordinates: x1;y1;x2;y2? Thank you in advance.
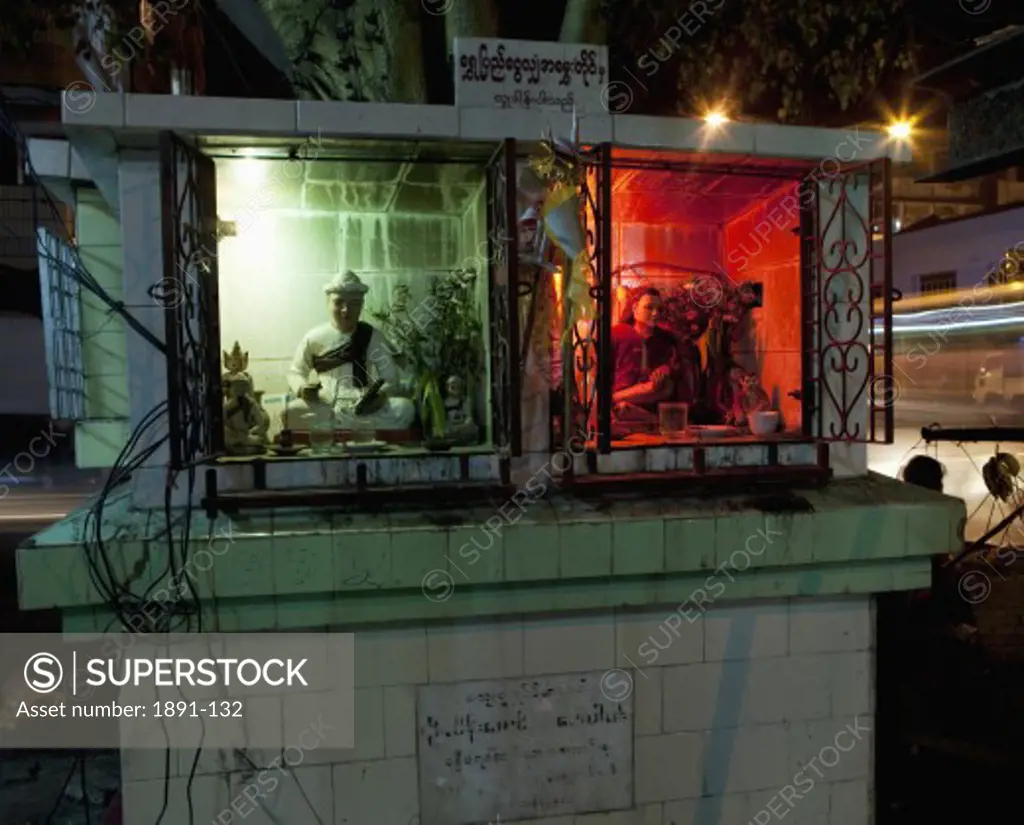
658;402;689;439
349;420;376;445
302;411;334;454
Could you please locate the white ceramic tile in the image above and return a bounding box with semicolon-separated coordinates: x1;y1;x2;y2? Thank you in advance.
789;598;872;654
427;620;524;682
634;733;704;803
332;757;418;825
523;615;616;675
704;602;789;661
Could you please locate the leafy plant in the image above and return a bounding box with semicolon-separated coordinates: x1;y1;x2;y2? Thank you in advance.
596;0;923;124
371;269;484;436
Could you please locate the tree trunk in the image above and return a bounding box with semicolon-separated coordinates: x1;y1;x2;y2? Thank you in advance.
557;0;605;43
387;0;427;102
258;0;426;102
444;0;499;63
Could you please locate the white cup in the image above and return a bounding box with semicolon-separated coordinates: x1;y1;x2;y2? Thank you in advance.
749;410;780;435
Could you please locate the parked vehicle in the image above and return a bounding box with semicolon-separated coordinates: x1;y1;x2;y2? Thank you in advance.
973;344;1024;403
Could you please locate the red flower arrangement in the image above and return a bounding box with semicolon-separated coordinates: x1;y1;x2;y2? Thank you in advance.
619;271;758;344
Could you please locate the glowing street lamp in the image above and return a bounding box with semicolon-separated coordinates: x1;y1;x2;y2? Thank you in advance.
704;111;729;127
887;120;912;140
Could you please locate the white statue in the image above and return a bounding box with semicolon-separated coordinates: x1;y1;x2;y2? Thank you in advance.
443;375;478;444
282;270;416;432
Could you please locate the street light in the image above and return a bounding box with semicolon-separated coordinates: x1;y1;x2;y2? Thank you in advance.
704;111;729;127
887;120;912;140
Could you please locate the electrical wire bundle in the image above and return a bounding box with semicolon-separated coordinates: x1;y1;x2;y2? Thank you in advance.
0;91;210;825
1;88;324;825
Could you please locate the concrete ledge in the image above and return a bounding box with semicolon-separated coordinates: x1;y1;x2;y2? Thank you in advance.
126;94;297;133
60;556;930;632
17;474;964;618
614;115;754;154
62;90;125;128
26;138;93;182
460;107;612;143
298;101;459;139
62;94;906;162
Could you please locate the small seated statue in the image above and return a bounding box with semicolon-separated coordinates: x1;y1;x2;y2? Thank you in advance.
724;367;771;427
282;270;416;432
442;375;478;444
222;342;270;454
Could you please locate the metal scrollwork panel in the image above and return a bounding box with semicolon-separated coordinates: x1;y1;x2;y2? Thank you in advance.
815;160;893;443
566;154;605;447
486;139;520;454
159;132;222;468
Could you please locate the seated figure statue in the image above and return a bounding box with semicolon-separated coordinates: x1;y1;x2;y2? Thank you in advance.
224;371;271;454
611;288;696;431
282;270;416;432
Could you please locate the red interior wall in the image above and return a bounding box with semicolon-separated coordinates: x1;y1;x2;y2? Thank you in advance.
613;222;722;277
723;183;803;431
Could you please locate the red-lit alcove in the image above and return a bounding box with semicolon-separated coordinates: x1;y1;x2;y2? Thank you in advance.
597;148;806;442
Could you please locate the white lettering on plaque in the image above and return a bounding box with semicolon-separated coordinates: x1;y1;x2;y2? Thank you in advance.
454;38;609;114
417;671;632;825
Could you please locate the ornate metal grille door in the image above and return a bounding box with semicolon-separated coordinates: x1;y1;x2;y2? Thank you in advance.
811;158;894;443
159;132;223;468
486;138;520;455
561;145;610;454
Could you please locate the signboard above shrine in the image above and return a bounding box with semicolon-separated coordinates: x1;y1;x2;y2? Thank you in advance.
453;38;609;115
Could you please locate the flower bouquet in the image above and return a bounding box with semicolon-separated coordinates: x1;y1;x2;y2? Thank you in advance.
518;111;596;343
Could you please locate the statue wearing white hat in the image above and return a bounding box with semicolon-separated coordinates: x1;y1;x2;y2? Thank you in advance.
283;270;415;431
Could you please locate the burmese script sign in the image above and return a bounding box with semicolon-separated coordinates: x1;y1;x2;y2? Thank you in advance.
453;38;609;114
417;672;632;825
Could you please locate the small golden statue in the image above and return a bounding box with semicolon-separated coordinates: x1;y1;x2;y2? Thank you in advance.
222;342;270;455
223;340;250;377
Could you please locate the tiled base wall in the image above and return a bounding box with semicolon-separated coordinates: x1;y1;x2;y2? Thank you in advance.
120;596;874;825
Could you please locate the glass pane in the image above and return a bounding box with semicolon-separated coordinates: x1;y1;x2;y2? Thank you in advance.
594;157;801;447
214;153;491;455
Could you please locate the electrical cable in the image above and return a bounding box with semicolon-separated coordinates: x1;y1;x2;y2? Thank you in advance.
81;750;91;825
197;0;255;96
0;90;214;825
0;90;166;354
43;755;81;825
236;748;325;825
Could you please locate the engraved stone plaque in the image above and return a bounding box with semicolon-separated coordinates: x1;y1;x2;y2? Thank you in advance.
417;671;633;824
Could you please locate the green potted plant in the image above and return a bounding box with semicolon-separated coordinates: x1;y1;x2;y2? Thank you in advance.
372;269;485;444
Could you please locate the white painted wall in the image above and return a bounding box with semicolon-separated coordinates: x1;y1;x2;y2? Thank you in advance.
893;206;1024;296
119;596;874;825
